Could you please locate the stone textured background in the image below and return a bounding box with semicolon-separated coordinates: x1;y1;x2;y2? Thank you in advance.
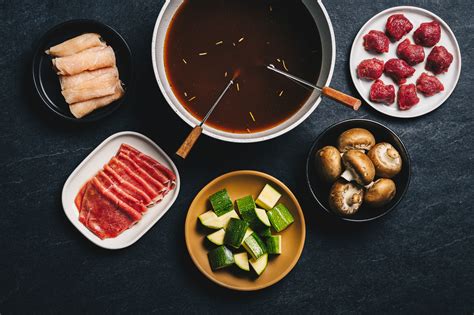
1;0;472;313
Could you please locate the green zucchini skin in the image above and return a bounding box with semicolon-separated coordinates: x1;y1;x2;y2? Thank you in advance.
208;245;234;270
267;203;295;232
258;227;272;238
236;196;265;230
265;235;281;254
242;232;267;260
209;189;233;216
224;218;249;248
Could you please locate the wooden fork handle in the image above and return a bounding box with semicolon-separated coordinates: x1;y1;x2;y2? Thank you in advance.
322;87;362;110
176;126;202;159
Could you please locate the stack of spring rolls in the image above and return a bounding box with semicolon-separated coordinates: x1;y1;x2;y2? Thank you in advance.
46;33;124;119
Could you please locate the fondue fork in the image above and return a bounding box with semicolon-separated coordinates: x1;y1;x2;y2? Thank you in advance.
176;79;235;159
266;64;361;110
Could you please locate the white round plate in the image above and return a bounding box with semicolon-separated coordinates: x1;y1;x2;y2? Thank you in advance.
61;131;180;250
350;6;461;118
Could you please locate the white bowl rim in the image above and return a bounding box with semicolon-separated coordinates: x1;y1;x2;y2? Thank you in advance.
151;0;336;143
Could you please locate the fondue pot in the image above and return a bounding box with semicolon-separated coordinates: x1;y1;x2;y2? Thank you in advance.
152;0;336;143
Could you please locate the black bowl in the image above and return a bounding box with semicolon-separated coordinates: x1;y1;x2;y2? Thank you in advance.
32;19;133;122
306;119;411;222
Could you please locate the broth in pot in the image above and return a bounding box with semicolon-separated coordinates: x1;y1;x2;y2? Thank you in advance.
165;0;322;133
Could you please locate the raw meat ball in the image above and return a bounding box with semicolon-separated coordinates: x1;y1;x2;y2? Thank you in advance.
426;46;453;74
413;21;441;47
384;58;416;84
396;38;425;65
398;84;420;110
386;14;414;41
416;73;444;96
363;30;390;53
357;58;384;80
370;79;395;105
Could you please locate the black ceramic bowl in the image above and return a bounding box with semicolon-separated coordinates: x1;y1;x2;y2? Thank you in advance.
306;119;410;222
32;19;133;122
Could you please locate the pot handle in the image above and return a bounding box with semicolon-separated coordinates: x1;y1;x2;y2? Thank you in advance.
322;87;362;110
176;126;203;159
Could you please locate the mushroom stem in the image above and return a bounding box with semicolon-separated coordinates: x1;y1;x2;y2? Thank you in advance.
340;169;355;182
364;181;375;189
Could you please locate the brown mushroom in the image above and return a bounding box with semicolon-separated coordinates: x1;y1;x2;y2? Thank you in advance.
337;128;376;153
315;146;342;183
364;178;396;207
367;142;402;178
329;180;364;216
341;150;375;185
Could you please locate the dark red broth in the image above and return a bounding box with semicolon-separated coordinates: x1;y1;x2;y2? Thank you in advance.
164;0;322;133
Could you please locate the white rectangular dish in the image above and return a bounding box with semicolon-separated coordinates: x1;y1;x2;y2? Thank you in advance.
62;131;180;249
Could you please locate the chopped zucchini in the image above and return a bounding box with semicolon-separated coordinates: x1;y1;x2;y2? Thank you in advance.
206;229;225;245
237;196;264;230
242;232;267;260
224;218;249;248
258;227;272;238
208;246;234;270
199;210;239;229
220;210;240;229
256;184;281;210
265;235;281;254
255;208;271;227
200;212;224;229
240;228;254;246
199;210;217;225
267;203;295;232
249;253;268;276
234;252;250;271
209;189;233;216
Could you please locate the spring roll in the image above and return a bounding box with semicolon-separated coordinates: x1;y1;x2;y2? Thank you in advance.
59;67;119;90
69;82;124;119
52;46;116;76
46;33;106;57
61;76;118;104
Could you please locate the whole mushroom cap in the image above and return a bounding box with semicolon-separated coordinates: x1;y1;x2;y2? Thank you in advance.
329;180;364;216
341;150;376;185
337;128;376;152
364;178;396;207
368;142;402;178
315;146;342;183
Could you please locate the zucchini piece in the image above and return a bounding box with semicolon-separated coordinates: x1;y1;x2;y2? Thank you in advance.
267;203;295;232
242;232;267;260
237;196;264;230
206;229;225;245
256;184;281;210
234;252;250;271
209;189;233;216
208;245;234;270
220;210;240;229
249;253;268;276
265;235;281;254
199;210;239;229
199;210;217;225
240;228;254;246
224;218;249;248
258;227;272;238
199;211;223;229
255;208;271;227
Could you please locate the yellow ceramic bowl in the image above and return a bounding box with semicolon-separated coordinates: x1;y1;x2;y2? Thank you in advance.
184;170;306;291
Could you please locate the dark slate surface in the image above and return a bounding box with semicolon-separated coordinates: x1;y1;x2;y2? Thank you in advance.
1;0;473;313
